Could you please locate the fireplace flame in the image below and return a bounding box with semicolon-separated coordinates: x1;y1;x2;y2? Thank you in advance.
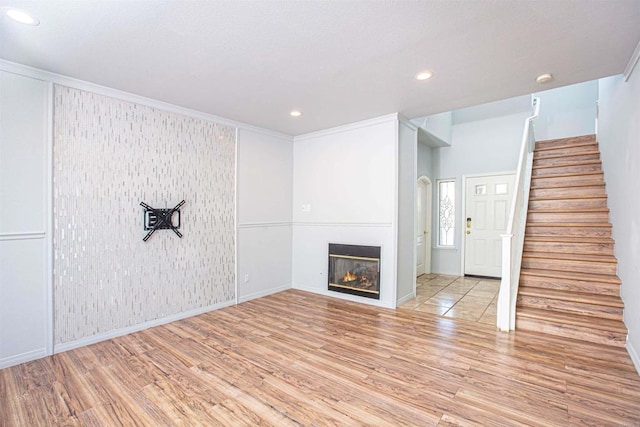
342;271;357;282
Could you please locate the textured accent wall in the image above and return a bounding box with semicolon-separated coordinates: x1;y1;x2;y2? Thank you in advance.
53;86;236;345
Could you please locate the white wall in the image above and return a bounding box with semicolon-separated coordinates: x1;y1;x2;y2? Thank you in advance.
414;111;453;147
396;120;417;305
0;71;51;368
417;141;434;181
53;86;236;348
598;72;640;373
0;61;298;361
418;141;435;250
424;111;452;144
535;80;598;141
237;129;293;302
291;116;398;308
432;112;528;274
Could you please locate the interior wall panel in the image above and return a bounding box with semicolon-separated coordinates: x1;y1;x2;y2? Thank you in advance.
0;71;50;368
53;85;236;345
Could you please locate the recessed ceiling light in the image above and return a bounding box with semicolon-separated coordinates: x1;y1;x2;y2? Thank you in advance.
289;110;302;117
5;8;40;25
415;70;434;81
536;73;553;84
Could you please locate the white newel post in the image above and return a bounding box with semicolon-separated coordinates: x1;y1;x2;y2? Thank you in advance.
497;233;513;331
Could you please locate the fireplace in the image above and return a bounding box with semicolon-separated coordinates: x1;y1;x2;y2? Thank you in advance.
328;244;380;299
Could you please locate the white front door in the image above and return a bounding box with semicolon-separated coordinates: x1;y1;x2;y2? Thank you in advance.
416;178;432;276
464;174;515;277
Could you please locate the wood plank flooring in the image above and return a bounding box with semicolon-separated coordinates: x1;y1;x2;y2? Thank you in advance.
2;289;640;426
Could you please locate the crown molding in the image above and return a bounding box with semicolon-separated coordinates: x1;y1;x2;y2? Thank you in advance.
0;59;292;141
623;38;640;82
397;113;418;131
294;113;400;142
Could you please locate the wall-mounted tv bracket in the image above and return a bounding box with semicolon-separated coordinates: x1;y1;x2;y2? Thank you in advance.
140;200;185;242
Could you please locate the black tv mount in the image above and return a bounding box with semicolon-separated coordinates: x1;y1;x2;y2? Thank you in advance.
140;200;185;242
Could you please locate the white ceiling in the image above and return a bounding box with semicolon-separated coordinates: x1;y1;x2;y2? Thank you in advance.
1;0;639;136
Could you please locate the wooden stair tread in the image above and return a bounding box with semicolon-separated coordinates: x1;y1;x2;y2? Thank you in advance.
526;208;609;213
516;308;627;332
530;182;605;190
531;171;603;179
524;235;614;243
520;268;621;284
517;287;624;307
534;141;597;153
526;222;611;227
532;159;601;170
522;251;617;263
529;195;607;201
535;134;596;146
533;150;600;161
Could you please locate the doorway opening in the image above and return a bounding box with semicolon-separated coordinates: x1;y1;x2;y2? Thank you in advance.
416;176;432;278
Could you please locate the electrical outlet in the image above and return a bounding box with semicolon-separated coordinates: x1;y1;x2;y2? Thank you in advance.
244;274;250;283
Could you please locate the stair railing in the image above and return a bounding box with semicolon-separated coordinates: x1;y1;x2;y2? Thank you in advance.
497;97;540;332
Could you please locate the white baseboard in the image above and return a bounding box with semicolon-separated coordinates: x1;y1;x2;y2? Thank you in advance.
0;348;48;369
292;284;395;309
238;284;291;303
396;291;416;307
54;299;235;354
626;338;640;375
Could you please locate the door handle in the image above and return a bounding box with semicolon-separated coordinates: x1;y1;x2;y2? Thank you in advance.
466;217;472;235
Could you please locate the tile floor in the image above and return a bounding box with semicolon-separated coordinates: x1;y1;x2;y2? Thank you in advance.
398;273;500;325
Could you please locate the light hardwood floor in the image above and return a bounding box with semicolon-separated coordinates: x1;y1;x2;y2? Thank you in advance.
2;289;640;426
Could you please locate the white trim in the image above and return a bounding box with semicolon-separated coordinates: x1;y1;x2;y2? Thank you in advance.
292;284;395;309
416;176;433;281
54;299;235;354
234;127;239;306
0;231;46;241
294;113;399;142
45;81;54;357
623;38;640;82
411;125;418;295
460;170;517;276
436;178;457;250
238;221;293;228
0;59;290;140
238;284;291;303
0;348;48;370
391;119;399;307
627;338;640;375
398;113;419;131
396;290;416;307
461;170;517;179
460;176;467;275
292;221;392;228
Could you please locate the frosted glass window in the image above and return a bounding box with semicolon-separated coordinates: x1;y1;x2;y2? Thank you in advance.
495;183;508;195
438;180;455;247
475;184;487;195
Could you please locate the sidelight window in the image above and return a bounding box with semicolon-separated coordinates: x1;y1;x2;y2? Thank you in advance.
437;179;455;247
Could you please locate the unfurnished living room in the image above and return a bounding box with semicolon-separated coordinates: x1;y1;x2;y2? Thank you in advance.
2;1;640;425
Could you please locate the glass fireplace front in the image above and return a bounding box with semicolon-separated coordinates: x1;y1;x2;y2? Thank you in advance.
328;244;380;299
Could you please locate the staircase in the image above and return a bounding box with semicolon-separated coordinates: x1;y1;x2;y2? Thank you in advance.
515;134;627;347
